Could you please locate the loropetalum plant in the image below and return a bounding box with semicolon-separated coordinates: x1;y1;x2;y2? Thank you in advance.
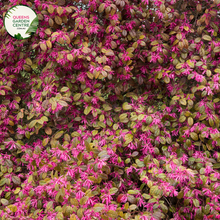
0;0;220;219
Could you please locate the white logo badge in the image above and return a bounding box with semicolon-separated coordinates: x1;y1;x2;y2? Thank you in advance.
4;5;39;39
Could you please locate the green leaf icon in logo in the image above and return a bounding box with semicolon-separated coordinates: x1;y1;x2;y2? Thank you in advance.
25;17;39;35
14;33;23;40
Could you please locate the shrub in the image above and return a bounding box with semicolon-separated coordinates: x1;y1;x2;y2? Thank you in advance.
0;0;220;219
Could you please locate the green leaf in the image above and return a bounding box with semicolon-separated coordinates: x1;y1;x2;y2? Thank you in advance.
80;196;89;205
41;116;48;122
179;115;186;122
1;199;9;206
14;33;23;40
98;150;109;158
7;205;17;212
125;133;133;141
30;17;39;26
84;106;92;115
193;199;200;207
25;131;30;139
58;100;68;107
83;88;91;93
54;131;64;139
103;104;112;111
142;193;151;200
74;93;81;101
56;212;64;219
12;176;21;185
29;120;37;128
202;35;212;41
138;114;145;121
128;190;139;195
146;116;153;125
190;132;198;141
97;121;106;128
38;116;48;124
119;113;127;121
179;98;186;105
85;140;91;152
25;26;38;34
159;137;166;145
136;159;145;167
61;87;69;92
25;17;39;34
148;198;157;203
42;138;49;147
52;100;57;111
157;173;166;179
122;102;132;110
150;186;159;196
160;203;168;213
213;163;220;169
46;201;53;210
200;168;205;174
129;204;137;211
94;203;105;212
177;191;184;199
109;187;118;195
204;204;210;215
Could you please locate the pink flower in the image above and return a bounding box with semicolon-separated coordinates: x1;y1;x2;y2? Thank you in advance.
101;193;112;206
97;159;106;169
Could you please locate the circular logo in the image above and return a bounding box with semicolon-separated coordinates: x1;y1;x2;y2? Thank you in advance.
3;5;39;40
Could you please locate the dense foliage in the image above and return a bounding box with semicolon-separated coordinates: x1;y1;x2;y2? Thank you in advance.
0;0;220;219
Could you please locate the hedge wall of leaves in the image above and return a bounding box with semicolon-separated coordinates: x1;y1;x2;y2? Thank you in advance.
0;0;220;219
